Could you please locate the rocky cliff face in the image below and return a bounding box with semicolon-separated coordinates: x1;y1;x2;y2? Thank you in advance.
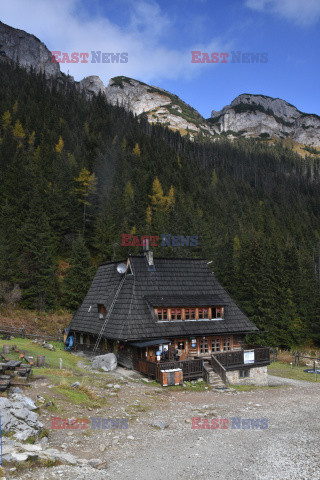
1;21;319;147
79;76;106;97
0;21;61;78
209;94;320;147
105;76;215;139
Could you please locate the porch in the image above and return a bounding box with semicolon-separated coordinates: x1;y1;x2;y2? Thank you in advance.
133;358;203;382
210;346;270;384
133;346;270;385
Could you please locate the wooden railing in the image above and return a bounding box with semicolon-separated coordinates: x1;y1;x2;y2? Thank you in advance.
134;358;203;382
203;364;211;384
212;347;270;370
211;354;227;384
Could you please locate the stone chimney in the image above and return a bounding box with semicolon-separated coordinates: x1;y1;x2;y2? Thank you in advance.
142;238;154;266
145;249;154;266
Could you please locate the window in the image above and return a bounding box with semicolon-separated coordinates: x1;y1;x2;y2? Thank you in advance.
98;304;107;319
216;307;224;318
178;341;185;350
212;306;224;319
239;370;249;378
200;338;209;354
156;306;221;321
157;308;168;321
211;338;221;352
185;308;195;320
223;337;231;351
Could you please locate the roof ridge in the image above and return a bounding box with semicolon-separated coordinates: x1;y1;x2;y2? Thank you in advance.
98;259;127;267
130;256;207;261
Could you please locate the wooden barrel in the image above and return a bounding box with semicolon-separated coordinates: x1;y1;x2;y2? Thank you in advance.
3;345;11;354
37;355;45;367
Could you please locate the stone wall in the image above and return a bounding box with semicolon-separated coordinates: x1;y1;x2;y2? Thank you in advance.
226;365;268;386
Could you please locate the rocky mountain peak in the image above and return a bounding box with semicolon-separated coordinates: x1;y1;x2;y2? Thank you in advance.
210;93;320;147
0;21;60;78
0;21;319;148
105;76;215;139
79;76;106;97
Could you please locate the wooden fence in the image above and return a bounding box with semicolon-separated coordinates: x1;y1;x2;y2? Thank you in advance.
0;324;62;342
211;354;227;384
294;352;320;367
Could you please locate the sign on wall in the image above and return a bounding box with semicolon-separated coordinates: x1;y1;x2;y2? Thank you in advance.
244;350;255;364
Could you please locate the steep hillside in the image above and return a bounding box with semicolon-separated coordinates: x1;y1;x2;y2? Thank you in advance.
0;21;61;78
105;76;215;139
1;21;319;147
1;21;320;348
1;62;320;348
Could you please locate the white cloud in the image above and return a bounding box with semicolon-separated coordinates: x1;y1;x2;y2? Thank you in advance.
0;0;229;86
245;0;320;26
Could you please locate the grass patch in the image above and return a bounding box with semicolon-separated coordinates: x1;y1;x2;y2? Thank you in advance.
0;338;89;373
268;361;320;383
141;379;158;387
54;379;104;407
7;457;62;472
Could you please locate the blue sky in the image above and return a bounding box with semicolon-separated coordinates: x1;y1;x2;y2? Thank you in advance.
1;0;320;118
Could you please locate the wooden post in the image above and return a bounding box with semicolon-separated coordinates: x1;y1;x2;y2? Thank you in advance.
37;355;45;367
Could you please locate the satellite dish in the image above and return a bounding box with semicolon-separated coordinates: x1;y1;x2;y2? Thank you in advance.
117;263;128;274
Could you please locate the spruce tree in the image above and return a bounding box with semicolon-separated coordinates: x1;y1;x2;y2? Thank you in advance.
62;236;93;311
18;193;56;310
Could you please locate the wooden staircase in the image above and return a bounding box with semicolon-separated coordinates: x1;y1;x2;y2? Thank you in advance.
203;361;227;389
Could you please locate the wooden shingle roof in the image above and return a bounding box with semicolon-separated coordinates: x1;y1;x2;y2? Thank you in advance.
144;294;225;307
68;256;258;341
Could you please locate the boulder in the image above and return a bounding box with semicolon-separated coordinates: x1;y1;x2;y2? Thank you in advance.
151;420;169;430
92;353;117;371
0;395;43;441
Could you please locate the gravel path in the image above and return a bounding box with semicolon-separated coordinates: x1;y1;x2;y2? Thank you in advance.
13;375;320;480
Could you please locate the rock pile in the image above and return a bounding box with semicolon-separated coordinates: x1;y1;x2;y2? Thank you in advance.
0;394;43;441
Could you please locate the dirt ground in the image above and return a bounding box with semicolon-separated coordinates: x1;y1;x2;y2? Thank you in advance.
7;365;320;480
